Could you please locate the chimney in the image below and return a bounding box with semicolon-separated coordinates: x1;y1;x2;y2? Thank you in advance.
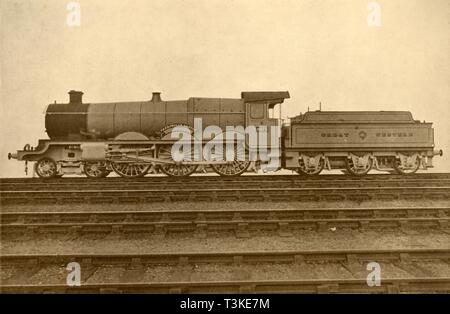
69;90;83;104
151;92;162;102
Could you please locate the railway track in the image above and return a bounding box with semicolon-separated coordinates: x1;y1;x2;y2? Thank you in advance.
2;248;449;266
2;174;450;294
2;174;450;191
2;249;449;293
3;172;450;184
2;277;450;293
1;186;450;204
2;174;450;204
2;206;449;237
4;179;450;191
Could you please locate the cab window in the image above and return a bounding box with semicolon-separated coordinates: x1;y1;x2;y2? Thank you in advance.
250;103;265;119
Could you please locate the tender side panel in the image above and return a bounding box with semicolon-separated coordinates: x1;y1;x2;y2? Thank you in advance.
290;124;434;149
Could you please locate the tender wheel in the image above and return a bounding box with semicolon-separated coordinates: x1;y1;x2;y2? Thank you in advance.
84;162;109;178
394;154;420;174
297;154;324;175
111;162;150;178
35;158;58;178
346;153;373;175
158;145;198;177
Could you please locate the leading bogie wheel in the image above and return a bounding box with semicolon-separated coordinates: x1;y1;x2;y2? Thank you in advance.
35;158;58;178
84;162;109;178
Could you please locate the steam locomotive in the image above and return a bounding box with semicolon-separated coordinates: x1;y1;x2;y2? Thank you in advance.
8;90;443;178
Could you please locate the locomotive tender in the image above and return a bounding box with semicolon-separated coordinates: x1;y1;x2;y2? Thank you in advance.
8;90;442;178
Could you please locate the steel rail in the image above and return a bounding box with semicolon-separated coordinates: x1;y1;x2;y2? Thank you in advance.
2;248;449;266
2;176;450;191
2;173;450;184
2;186;450;194
2;277;450;293
2;206;449;223
2;218;449;237
2;179;450;192
1;186;450;204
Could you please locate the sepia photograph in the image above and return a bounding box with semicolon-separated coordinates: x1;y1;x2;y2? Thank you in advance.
1;0;449;306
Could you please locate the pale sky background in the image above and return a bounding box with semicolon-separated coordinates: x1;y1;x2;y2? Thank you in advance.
1;0;449;177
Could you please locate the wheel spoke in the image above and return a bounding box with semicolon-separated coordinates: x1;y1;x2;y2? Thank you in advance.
84;162;108;178
35;158;57;178
394;154;420;174
298;154;324;175
158;144;197;177
211;144;249;176
111;162;150;178
346;154;372;175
